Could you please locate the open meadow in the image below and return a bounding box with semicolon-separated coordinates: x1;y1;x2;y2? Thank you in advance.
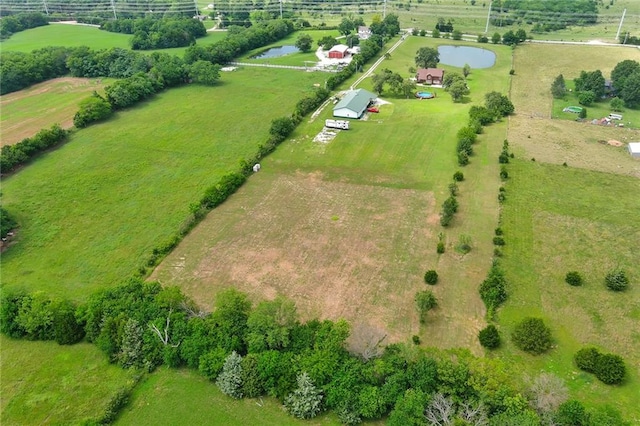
0;69;323;299
497;160;640;421
152;37;512;350
0;335;136;425
508;43;640;177
0;77;111;146
0;22;227;54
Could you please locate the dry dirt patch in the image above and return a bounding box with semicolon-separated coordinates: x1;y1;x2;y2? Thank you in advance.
154;172;440;343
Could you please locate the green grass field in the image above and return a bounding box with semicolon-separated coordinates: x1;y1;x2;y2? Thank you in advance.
152;37;512;350
0;335;135;425
0;69;322;300
116;367;345;426
0;23;227;54
0;77;114;146
497;160;640;421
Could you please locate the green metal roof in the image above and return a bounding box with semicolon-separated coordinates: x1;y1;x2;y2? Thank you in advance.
333;89;377;113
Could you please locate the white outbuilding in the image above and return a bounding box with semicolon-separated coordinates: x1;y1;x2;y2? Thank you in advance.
332;89;377;119
628;142;640;158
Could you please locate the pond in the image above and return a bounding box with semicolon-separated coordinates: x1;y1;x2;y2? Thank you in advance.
252;45;300;59
437;45;496;69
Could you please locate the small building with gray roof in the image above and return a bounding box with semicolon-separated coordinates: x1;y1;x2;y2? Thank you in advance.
333;89;377;119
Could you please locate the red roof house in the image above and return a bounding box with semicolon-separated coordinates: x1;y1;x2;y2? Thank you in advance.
416;68;444;85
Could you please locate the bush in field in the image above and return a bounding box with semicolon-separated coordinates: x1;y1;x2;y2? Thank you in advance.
512;317;552;355
605;269;628;291
415;290;437;322
478;325;500;349
73;93;113;128
574;347;626;385
574;347;600;373
493;236;505;246
565;271;583;286
479;265;508;310
424;270;438;285
436;242;445;254
453;171;464;181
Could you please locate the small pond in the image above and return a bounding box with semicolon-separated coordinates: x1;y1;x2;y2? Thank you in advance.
252;45;300;59
437;45;496;69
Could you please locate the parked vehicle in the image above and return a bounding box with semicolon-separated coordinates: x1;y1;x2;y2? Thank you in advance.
325;119;350;130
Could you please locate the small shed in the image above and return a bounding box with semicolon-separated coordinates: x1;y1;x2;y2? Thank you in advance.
628;142;640;158
416;68;444;85
333;89;377;119
328;44;349;59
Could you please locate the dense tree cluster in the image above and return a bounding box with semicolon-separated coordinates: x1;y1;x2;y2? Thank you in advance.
610;60;640;108
0;12;48;39
371;69;415;98
5;282;605;424
575;347;626;385
101;18;206;50
0;124;68;173
0;46;72;95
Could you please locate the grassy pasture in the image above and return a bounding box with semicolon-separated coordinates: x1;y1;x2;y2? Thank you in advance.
0;335;135;425
497;160;640;421
116;367;347;426
0;77;112;146
152;38;512;350
508;43;640;177
0;23;227;54
0;69;322;299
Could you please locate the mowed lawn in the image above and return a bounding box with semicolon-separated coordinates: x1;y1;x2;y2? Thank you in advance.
0;335;135;425
508;43;640;177
0;69;322;299
0;77;112;146
498;160;640;421
116;367;347;426
153;38;512;350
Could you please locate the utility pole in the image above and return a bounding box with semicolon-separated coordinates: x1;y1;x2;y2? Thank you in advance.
484;1;492;34
615;8;626;42
193;0;200;18
279;0;283;19
383;0;386;19
110;0;117;20
42;0;49;15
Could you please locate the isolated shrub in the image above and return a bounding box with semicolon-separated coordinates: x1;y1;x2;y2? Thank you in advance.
605;269;628;291
436;242;445;254
453;171;464;181
610;97;624;112
595;353;626;385
493;236;505;246
493;248;502;257
512;317;552;355
479;266;507;309
478;325;500;349
577;90;595;106
412;335;421;345
448;183;458;196
578;107;587;119
415;290;437;322
556;400;589;426
424;270;439;285
498;151;510;164
509;69;515;75
574;347;600;373
494;227;503;236
443;196;459;214
456;234;472;254
440;212;453;227
565;271;583;287
499;166;509;180
457;150;469;166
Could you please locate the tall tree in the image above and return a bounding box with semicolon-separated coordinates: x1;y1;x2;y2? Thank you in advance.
415;47;439;68
611;59;640;93
285;372;323;419
620;71;640;108
550;74;567;99
295;33;313;52
216;351;244;398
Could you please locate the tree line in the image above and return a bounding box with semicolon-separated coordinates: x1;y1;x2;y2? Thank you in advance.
101;17;207;50
0;281;628;425
0;12;48;39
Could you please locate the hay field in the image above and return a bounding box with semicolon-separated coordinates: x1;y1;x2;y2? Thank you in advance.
508;43;640;176
153;38;512;350
498;160;640;420
0;77;109;146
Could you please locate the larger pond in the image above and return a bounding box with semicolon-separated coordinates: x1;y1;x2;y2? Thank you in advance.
252;45;300;59
437;45;496;69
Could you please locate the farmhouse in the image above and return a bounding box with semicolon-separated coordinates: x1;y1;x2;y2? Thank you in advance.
358;26;372;39
628;142;640;158
328;44;349;59
333;89;377;119
416;68;444;85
